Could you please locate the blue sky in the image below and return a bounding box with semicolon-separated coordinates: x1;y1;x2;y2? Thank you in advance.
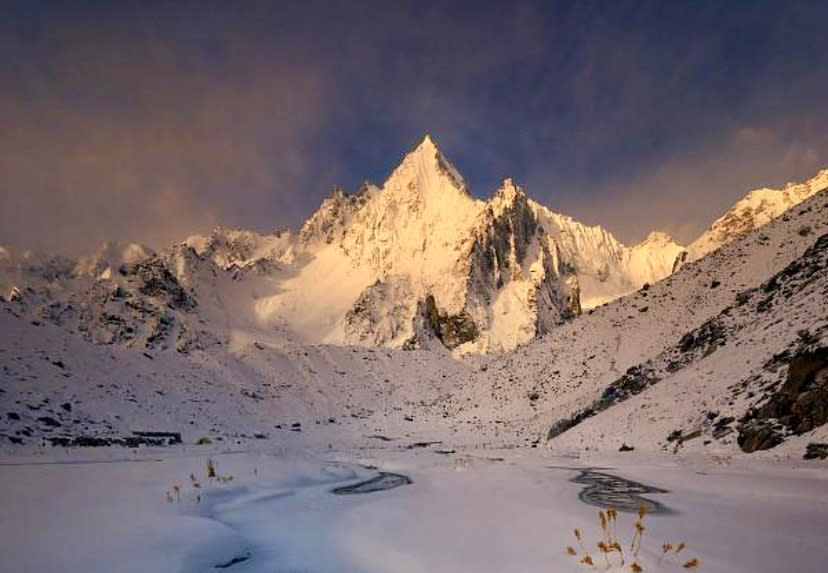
2;1;827;253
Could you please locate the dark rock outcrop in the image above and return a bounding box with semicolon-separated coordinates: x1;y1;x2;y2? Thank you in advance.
804;443;828;460
738;347;828;452
422;294;478;349
47;431;182;448
121;257;197;311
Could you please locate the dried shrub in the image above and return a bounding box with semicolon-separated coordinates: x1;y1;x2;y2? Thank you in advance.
565;504;701;571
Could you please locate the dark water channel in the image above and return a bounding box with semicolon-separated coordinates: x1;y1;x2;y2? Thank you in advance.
331;472;412;495
551;467;674;514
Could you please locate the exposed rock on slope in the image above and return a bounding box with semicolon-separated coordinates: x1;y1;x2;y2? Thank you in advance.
737;346;828;453
0;244;204;351
539;195;828;456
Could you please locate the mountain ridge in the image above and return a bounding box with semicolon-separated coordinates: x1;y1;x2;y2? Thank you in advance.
1;135;825;353
682;167;828;264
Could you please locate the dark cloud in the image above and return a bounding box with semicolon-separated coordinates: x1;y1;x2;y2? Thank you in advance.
1;1;827;253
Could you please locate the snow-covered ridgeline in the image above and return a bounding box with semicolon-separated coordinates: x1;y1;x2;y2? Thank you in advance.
683;168;828;263
1;136;825;352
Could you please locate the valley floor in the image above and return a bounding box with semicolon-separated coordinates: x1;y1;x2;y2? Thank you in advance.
1;443;826;573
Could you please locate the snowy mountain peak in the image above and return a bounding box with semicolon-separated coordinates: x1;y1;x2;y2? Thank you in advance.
416;133;438;152
327;185;349;201
496;176;521;195
74;241;154;279
488;178;529;217
640;231;676;245
401;133;441;168
387;134;468;195
782;167;828;198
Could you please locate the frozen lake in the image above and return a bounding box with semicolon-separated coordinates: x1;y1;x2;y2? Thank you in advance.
1;447;826;572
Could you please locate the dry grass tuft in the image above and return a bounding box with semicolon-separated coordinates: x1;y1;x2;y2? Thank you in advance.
163;458;240;506
565;504;700;571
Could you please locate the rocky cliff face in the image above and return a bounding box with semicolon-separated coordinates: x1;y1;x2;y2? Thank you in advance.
298;184;376;247
185;227;295;274
459;179;574;351
0;243;206;352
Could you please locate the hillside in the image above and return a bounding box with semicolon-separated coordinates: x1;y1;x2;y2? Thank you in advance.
1;177;825;459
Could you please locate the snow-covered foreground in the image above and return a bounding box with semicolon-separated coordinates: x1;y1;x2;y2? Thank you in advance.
2;447;826;573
